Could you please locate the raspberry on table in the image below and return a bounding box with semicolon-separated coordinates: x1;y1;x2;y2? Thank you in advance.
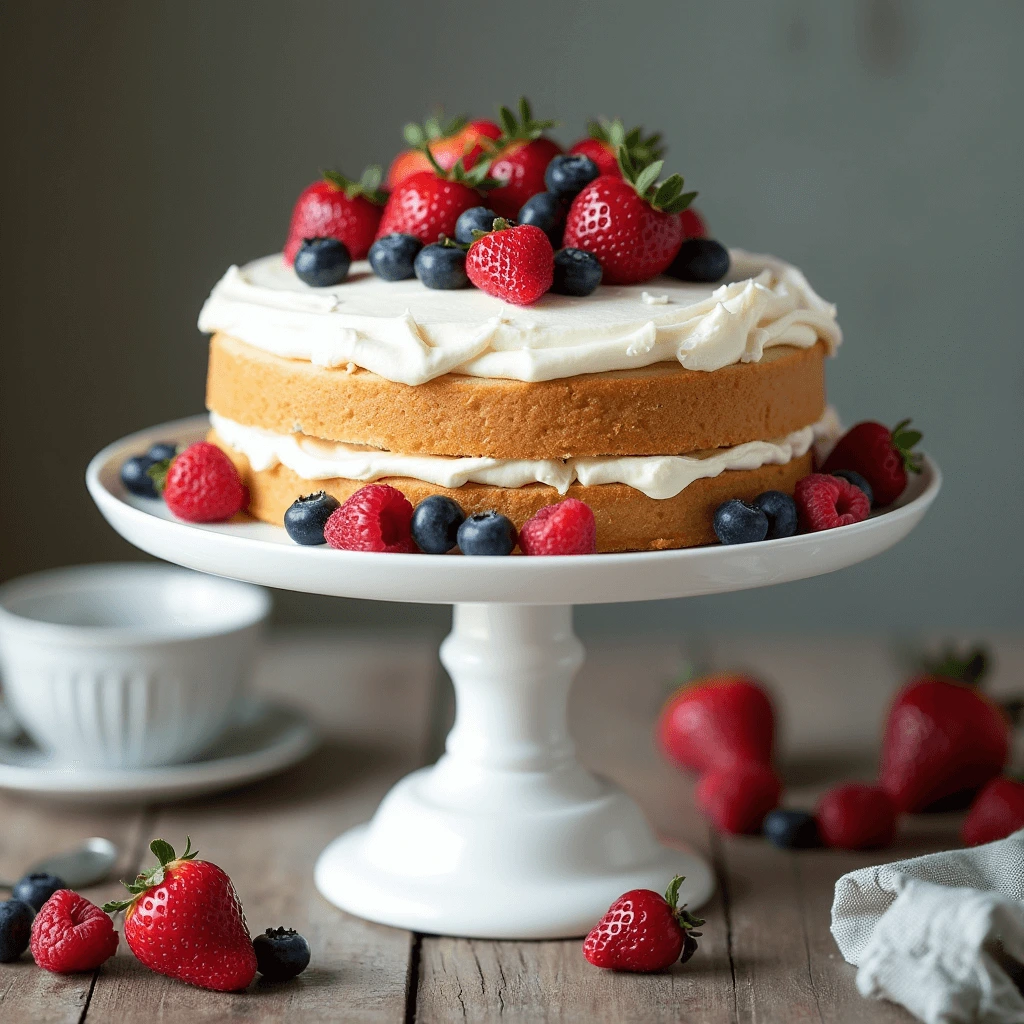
794;473;870;532
519;498;597;555
30;890;119;973
323;484;417;553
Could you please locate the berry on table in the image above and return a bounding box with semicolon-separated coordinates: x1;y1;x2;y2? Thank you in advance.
794;473;871;532
323;485;417;553
30;890;118;973
763;809;821;849
551;248;602;296
156;442;247;523
284;492;341;545
147;441;178;462
517;191;567;247
0;900;34;963
568;118;664;179
751;490;798;540
12;871;66;912
830;469;874;507
368;233;423;282
253;926;311;982
696;761;783;834
821;419;923;507
485;98;563;218
961;777;1024;847
519;498;597;555
411;495;466;554
712;499;769;544
544;154;600;197
455;206;500;245
294;237;352;287
414;243;470;290
667;238;730;284
120;453;160;498
816;783;898;850
465;220;554;305
457;511;518;556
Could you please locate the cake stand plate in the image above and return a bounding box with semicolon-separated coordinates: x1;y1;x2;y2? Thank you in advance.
87;416;940;939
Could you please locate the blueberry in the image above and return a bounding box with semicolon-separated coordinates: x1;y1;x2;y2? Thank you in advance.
551;248;603;297
253;926;310;982
368;233;423;281
294;237;351;287
831;469;874;507
284;491;341;545
517;192;566;247
120;454;159;498
668;238;731;283
0;900;34;963
414;243;469;290
712;499;769;545
455;206;500;245
411;495;466;554
544;154;600;197
146;442;177;462
752;490;798;539
457;511;517;556
763;809;821;850
12;872;65;912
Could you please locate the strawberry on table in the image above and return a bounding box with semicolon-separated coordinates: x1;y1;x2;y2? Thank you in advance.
816;783;898;850
568;118;664;179
962;777;1024;846
820;419;923;507
465;219;554;306
386;112;501;190
484;98;563;219
696;761;783;834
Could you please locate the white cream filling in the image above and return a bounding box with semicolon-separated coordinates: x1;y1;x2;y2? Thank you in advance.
211;409;840;501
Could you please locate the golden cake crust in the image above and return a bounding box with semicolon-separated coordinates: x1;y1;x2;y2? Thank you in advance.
206;333;827;460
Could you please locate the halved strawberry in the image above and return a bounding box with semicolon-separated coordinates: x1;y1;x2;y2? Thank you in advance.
386;111;502;190
484;98;563;219
568;118;664;179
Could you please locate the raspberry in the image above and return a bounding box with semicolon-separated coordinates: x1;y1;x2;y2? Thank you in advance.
30;890;118;973
161;442;246;523
816;783;898;850
695;761;782;834
324;484;417;552
519;498;597;555
794;473;870;532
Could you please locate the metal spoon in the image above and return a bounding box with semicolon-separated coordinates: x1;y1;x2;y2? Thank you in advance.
0;837;119;892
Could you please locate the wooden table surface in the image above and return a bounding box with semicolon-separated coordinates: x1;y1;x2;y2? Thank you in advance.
1;628;1020;1024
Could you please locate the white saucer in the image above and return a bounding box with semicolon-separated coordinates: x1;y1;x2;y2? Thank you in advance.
0;698;317;803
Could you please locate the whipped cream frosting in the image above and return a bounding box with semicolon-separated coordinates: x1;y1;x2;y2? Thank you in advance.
211;409;840;501
198;250;842;387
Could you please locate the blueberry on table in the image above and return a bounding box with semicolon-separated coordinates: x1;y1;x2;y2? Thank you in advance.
284;492;341;545
667;238;731;284
763;809;821;849
294;237;351;287
517;191;566;247
712;499;769;545
551;248;602;297
368;233;422;282
12;872;65;912
411;495;466;554
253;926;310;982
831;469;874;507
455;206;500;245
120;454;159;498
457;511;518;556
415;244;469;290
0;900;34;963
752;490;798;539
544;154;600;197
146;442;178;462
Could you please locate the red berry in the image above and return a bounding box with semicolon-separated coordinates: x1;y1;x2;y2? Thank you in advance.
680;207;708;239
324;484;417;553
794;473;870;532
488;137;564;218
820;419;923;507
30;890;118;973
816;783;898;850
962;777;1024;846
519;498;597;555
696;761;782;834
376;170;483;246
387;118;501;190
583;875;703;972
567;120;664;181
162;442;246;523
568;137;621;178
465;223;554;306
284;170;385;264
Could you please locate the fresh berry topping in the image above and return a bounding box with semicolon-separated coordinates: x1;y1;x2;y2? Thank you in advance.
455;206;500;245
465;221;554;305
568;119;664;179
368;233;423;282
820;419;923;507
680;207;709;239
414;242;469;290
284;168;385;264
294;237;351;287
104;837;256;992
147;442;178;462
667;238;730;284
157;442;246;523
816;784;898;850
583;875;703;973
12;872;66;912
411;495;466;554
485;98;563;218
387;113;501;190
544;154;600;197
376;164;490;246
30;890;118;973
712;499;769;544
656;674;775;774
253;926;311;982
457;511;518;556
551;248;603;296
519;498;597;555
323;484;417;553
517;191;567;247
830;469;874;507
751;490;798;540
962;777;1024;846
0;900;34;963
120;454;160;498
284;491;341;546
794;473;871;532
763;809;821;849
696;761;783;834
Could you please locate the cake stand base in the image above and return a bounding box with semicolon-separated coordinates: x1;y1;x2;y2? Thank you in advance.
314;603;713;939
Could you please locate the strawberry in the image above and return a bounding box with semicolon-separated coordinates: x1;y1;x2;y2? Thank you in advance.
484;98;563;219
816;783;898;850
387;112;502;189
680;207;708;239
583;875;704;972
563;149;694;285
153;441;246;523
820;419;923;507
284;167;386;264
568;118;664;179
962;777;1024;846
31;891;119;973
104;837;256;992
696;761;783;834
465;219;554;305
656;673;775;774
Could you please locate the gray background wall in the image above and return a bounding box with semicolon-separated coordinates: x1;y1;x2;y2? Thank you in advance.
2;1;1021;635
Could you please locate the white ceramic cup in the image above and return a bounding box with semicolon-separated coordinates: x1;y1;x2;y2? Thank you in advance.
0;564;271;769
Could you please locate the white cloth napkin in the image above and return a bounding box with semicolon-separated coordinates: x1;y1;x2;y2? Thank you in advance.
831;829;1024;1023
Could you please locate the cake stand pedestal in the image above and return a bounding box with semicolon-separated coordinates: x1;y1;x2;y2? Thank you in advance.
87;415;941;939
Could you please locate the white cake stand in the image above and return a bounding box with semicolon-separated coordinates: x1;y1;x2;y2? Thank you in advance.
87;415;940;939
